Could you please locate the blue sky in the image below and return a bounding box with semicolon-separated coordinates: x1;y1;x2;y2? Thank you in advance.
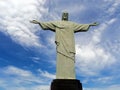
0;0;120;90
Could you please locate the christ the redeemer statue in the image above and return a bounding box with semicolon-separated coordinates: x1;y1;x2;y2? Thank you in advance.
30;12;98;79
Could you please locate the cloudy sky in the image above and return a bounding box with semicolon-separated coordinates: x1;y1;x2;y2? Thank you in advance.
0;0;120;90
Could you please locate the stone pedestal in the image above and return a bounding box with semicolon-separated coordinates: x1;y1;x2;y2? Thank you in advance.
51;79;82;90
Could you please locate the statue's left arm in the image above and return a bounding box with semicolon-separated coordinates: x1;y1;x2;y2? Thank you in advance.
74;22;99;33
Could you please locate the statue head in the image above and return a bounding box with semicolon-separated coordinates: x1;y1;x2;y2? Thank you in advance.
62;12;68;21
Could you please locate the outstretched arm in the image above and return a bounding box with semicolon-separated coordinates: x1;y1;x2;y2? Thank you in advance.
30;20;56;32
74;22;99;33
30;20;40;24
89;22;99;26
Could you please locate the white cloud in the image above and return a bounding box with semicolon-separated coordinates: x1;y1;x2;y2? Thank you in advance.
0;66;54;90
84;85;120;90
75;18;117;76
0;82;50;90
91;76;113;84
41;71;55;79
107;0;120;14
0;0;47;47
104;39;120;55
38;69;55;79
103;0;120;19
4;66;33;77
31;57;41;64
2;66;43;84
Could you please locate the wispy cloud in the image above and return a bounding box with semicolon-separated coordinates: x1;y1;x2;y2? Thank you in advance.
38;69;55;79
0;66;54;90
105;0;120;15
75;18;116;76
2;66;43;84
84;84;120;90
0;0;47;47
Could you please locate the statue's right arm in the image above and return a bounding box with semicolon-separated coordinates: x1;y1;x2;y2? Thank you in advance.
30;20;56;32
30;20;40;24
30;20;44;29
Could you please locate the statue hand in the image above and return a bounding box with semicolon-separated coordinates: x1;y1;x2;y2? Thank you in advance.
90;22;99;26
30;20;40;24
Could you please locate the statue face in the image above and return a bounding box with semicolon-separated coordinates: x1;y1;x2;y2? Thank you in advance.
62;12;68;21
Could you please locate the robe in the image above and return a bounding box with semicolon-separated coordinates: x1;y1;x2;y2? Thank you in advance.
39;21;90;79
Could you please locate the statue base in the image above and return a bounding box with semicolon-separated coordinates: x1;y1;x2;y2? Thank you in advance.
51;79;82;90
